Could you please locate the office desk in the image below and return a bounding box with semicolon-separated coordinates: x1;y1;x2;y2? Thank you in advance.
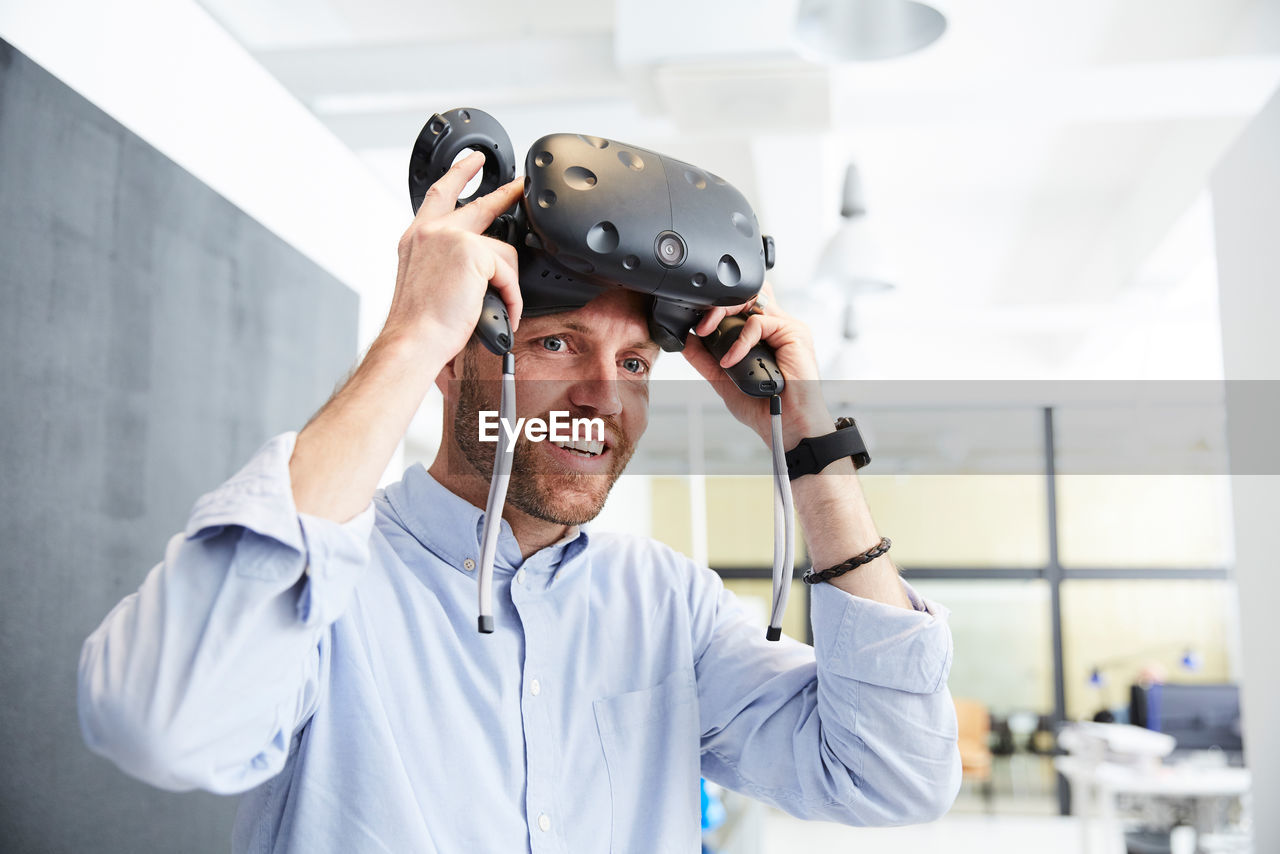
1055;756;1251;854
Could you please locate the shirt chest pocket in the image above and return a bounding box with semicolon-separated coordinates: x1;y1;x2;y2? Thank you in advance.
592;667;702;853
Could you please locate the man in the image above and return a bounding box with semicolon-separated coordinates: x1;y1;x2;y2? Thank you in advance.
78;151;961;852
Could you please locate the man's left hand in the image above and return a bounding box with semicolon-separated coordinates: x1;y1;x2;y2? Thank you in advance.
682;283;835;447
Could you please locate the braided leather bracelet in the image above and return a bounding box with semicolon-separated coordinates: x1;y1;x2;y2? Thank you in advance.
801;538;892;584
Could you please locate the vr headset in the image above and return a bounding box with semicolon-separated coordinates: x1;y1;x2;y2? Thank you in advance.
408;107;786;395
408;107;794;640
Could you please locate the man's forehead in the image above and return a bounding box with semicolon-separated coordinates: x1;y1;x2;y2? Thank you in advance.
527;290;657;350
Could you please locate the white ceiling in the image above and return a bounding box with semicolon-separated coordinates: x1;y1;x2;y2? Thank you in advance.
196;0;1280;383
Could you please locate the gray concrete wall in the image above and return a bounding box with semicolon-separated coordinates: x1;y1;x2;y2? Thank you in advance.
0;39;359;852
1211;85;1280;854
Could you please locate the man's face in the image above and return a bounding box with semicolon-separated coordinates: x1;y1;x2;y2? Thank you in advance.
451;289;658;525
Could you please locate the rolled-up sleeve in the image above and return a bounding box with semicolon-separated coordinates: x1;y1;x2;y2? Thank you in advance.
696;570;961;826
78;432;374;794
808;580;961;822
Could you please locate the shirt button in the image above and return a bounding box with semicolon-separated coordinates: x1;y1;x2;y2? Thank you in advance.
537;813;551;832
515;569;526;585
530;679;541;696
463;559;475;572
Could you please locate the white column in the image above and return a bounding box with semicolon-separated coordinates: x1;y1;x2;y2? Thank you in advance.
1210;84;1280;854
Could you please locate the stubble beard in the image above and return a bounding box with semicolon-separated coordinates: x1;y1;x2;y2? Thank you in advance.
452;349;636;526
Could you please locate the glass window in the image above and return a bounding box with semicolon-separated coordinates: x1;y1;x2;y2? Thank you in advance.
910;579;1058;816
1060;579;1236;721
910;580;1054;717
650;475;694;557
1052;395;1228;477
1056;475;1232;568
651;476;808;569
721;579;811;644
705;476;807;568
859;475;1048;568
850;404;1047;477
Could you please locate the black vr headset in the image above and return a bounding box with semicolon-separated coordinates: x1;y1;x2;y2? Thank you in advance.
408;107;794;640
408;107;784;397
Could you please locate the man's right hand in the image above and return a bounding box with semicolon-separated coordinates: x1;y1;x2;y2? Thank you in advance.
382;151;524;360
288;153;525;523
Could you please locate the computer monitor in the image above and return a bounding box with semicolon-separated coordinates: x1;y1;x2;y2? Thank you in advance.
1129;683;1243;752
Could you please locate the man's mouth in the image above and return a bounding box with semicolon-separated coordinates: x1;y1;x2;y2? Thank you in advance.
549;438;607;458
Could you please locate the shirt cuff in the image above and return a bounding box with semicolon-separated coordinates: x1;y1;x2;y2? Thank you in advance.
184;432;307;551
810;579;953;694
182;431;376;626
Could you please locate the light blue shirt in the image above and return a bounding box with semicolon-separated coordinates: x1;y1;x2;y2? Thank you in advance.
79;432;961;853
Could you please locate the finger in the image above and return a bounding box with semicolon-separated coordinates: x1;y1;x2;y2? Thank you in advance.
485;251;524;331
682;336;737;390
450;177;524;234
693;305;729;337
708;292;765;328
720;312;781;368
480;234;520;278
417;151;486;219
480;236;522;328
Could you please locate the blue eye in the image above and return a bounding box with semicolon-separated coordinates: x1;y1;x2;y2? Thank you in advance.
622;357;648;375
542;336;565;352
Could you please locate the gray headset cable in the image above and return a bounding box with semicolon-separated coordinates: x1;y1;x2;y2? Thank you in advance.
476;352;516;634
768;394;795;641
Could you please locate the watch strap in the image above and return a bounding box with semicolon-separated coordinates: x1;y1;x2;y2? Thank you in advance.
785;417;870;479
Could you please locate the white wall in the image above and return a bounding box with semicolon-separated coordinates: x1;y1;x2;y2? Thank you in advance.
1211;84;1280;853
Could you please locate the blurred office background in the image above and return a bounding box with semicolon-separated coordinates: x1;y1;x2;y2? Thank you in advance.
2;1;1279;852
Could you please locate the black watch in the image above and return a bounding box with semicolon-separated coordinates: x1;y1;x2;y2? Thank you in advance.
785;417;870;479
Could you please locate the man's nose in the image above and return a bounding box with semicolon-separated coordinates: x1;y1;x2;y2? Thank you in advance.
566;358;623;417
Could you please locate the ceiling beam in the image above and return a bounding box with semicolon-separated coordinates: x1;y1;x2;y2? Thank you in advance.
254;34;621;108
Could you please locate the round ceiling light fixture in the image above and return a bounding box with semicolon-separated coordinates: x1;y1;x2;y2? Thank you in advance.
794;0;947;62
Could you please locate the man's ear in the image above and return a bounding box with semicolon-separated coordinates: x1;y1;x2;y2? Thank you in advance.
434;357;462;400
435;340;475;397
434;356;459;396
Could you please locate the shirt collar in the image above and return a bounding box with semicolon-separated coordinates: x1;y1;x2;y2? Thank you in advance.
379;463;590;581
